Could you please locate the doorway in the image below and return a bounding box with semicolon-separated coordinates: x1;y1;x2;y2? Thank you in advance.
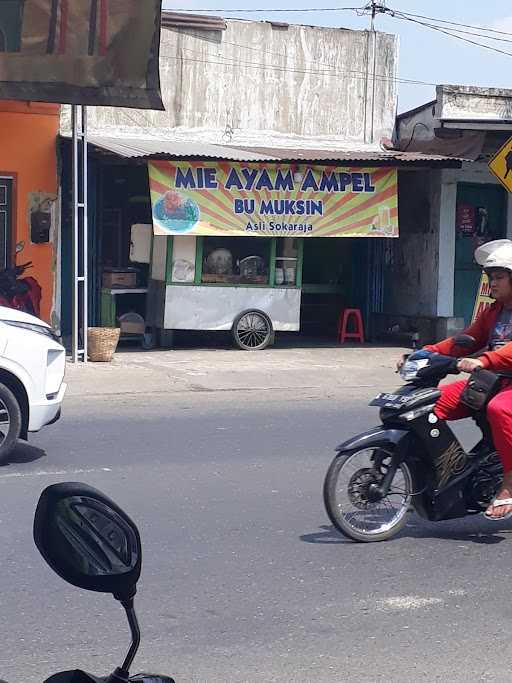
300;238;370;338
0;177;13;269
455;183;507;325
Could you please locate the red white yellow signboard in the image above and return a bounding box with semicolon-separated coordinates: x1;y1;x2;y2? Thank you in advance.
472;273;494;322
149;161;399;238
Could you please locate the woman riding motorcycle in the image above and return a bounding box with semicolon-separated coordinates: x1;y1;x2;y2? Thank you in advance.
399;239;512;520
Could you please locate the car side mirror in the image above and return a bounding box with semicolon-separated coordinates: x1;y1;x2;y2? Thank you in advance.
453;334;476;348
33;482;141;601
15;241;25;254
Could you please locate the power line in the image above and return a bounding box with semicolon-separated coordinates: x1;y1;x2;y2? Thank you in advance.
393;9;512;38
161;49;436;87
389;11;512;59
168;3;512;44
167;5;364;13
180;41;381;83
402;21;512;46
163;11;428;87
167;3;512;42
162;4;512;92
167;2;512;50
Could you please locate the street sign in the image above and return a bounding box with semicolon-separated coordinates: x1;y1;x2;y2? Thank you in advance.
489;136;512;193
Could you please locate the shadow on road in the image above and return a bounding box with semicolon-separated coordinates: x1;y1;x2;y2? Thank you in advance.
301;522;511;545
402;522;510;544
300;525;351;544
0;441;47;467
113;331;387;352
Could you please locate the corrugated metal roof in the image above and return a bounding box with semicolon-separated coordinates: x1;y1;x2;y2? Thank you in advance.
161;11;227;31
232;146;465;164
86;136;272;161
75;135;464;167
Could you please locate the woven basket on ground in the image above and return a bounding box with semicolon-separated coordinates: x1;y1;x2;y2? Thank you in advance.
87;327;120;362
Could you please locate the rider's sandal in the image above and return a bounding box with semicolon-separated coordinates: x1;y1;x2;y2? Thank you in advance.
483;498;512;521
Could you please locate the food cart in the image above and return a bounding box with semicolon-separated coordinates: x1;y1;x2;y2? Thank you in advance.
146;160;398;349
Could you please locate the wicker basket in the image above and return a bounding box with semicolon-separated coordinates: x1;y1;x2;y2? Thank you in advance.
87;327;121;362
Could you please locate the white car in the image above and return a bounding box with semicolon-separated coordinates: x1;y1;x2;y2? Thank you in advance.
0;306;66;462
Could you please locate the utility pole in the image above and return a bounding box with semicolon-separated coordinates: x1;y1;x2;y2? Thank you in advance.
364;1;387;143
370;0;377;31
71;105;88;363
368;0;387;29
368;1;378;143
368;0;387;26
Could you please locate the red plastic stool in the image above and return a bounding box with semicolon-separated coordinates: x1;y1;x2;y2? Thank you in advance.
337;308;365;344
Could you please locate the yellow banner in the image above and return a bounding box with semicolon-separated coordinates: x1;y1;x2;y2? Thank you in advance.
472;273;494;321
149;161;399;238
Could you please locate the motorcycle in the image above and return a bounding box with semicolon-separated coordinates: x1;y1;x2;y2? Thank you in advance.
29;482;175;682
0;243;41;317
323;335;509;543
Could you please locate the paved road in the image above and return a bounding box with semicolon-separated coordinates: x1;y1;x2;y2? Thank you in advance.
0;384;509;683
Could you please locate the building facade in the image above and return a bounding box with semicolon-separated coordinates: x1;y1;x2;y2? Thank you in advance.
61;12;399;147
395;85;512;329
56;14;459;346
0;100;60;325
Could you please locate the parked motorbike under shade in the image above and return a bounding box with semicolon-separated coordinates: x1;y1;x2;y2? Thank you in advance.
323;335;508;542
0;242;41;317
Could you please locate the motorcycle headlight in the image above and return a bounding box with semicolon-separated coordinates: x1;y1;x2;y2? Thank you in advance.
400;358;429;381
3;320;61;344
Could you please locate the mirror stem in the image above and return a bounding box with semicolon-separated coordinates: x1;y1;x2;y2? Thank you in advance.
118;597;141;677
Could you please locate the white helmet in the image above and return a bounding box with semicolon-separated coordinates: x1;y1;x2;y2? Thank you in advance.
475;239;512;272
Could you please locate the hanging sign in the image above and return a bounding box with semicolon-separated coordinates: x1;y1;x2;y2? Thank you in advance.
472;272;494;322
148;161;399;238
0;0;163;109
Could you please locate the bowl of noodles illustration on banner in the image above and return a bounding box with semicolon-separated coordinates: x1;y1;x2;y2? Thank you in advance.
154;189;200;233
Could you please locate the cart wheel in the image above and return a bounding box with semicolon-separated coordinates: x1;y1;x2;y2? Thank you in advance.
232;310;273;350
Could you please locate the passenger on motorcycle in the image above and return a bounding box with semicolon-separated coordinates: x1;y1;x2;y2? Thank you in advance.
398;239;512;520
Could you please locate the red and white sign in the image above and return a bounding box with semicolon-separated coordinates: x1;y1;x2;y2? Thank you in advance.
456;204;476;235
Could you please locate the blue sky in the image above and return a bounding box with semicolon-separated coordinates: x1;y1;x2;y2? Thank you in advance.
163;1;512;113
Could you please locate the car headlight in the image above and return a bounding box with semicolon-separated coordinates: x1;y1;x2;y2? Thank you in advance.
3;320;61;343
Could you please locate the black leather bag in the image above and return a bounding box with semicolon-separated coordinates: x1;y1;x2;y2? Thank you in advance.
460;368;501;411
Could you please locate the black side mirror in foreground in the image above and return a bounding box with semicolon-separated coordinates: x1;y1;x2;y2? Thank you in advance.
34;482;141;600
34;483;143;682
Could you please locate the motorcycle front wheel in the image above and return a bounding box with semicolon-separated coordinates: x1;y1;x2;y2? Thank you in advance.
323;446;413;542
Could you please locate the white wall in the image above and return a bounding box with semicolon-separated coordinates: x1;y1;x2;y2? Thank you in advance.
61;20;398;148
437;85;512;122
435;178;457;317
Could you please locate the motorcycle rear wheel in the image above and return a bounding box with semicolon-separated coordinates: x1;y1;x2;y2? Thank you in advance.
323;446;413;542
